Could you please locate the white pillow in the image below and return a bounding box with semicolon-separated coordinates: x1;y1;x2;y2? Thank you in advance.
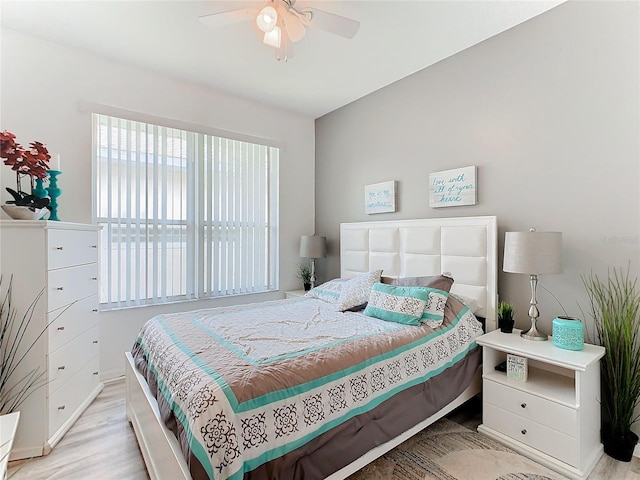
304;278;345;303
336;270;383;312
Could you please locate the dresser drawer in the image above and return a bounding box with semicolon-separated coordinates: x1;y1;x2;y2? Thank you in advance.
47;325;100;396
484;380;577;435
48;355;100;435
47;229;98;270
47;263;98;312
48;294;99;353
484;403;578;466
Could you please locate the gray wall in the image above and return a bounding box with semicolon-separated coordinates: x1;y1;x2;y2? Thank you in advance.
315;1;640;336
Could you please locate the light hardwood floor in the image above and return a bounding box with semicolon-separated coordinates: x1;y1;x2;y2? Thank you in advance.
8;379;640;479
8;380;148;480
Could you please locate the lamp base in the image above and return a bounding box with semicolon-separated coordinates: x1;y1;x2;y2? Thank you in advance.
521;323;548;341
520;274;548;341
310;258;317;289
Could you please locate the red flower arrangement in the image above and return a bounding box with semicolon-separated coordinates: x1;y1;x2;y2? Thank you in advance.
1;131;50;187
1;130;51;209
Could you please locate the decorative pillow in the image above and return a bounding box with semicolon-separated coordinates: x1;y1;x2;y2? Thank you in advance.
364;283;429;326
422;287;449;328
304;278;345;303
381;274;454;294
442;293;474;328
335;270;383;312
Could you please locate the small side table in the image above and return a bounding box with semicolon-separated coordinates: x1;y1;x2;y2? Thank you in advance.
476;329;605;480
285;290;307;298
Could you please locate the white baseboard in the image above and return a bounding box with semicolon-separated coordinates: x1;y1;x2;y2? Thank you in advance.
633;443;640;458
103;375;125;386
101;368;125;382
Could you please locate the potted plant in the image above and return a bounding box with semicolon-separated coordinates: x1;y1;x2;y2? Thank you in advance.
498;301;515;333
297;262;312;291
0;275;47;415
0;130;51;219
583;265;640;462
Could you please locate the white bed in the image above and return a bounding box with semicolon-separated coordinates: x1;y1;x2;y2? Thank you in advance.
125;215;498;480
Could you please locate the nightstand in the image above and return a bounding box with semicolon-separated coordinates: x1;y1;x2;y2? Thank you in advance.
284;290;307;298
476;329;605;480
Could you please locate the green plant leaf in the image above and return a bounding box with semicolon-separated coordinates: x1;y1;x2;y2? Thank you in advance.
582;263;640;438
0;275;75;414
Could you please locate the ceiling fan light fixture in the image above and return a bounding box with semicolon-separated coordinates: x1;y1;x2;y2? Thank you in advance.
263;25;282;48
199;0;360;61
256;5;278;33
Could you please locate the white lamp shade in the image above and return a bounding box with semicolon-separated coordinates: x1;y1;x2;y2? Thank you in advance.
256;6;278;32
263;25;282;48
503;230;562;275
300;235;326;259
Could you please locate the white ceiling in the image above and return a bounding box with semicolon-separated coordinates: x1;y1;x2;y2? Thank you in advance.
1;0;563;119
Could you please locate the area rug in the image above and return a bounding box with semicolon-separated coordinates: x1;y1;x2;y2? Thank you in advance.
347;418;569;480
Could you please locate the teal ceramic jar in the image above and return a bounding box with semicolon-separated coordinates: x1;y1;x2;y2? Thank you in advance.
552;316;584;350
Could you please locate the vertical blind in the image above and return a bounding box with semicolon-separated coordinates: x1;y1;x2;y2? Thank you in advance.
93;113;279;308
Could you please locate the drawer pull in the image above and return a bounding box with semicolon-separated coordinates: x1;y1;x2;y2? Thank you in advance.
92;309;98;313
58;405;66;410
91;277;98;281
93;340;99;344
55;246;64;250
91;245;98;248
57;326;65;331
58;365;65;370
93;371;99;376
521;403;527;409
56;287;64;291
521;429;527;435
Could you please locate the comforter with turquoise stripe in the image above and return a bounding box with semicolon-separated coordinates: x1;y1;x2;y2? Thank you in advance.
131;296;483;480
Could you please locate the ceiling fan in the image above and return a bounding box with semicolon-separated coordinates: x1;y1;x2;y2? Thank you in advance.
198;0;360;61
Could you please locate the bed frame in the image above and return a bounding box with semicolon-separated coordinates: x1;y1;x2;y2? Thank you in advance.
125;215;498;480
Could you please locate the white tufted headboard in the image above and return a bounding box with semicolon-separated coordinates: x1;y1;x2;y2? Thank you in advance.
340;216;498;331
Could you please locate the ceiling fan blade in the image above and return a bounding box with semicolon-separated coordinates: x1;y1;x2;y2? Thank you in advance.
283;12;306;42
304;7;360;39
198;8;259;29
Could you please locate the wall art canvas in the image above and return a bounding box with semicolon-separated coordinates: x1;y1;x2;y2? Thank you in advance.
428;165;477;208
365;181;397;214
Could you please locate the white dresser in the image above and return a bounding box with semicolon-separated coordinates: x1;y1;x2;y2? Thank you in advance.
476;329;605;480
0;220;103;460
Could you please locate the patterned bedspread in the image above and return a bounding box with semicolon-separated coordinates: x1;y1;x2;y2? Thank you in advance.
131;296;483;480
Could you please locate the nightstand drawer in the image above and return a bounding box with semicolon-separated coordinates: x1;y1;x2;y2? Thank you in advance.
285;290;307;298
484;403;578;466
484;380;577;435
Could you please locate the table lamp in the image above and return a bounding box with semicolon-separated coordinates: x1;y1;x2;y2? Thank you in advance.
299;235;326;289
503;228;562;341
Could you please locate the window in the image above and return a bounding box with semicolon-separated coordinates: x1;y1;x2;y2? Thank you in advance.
93;113;279;308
